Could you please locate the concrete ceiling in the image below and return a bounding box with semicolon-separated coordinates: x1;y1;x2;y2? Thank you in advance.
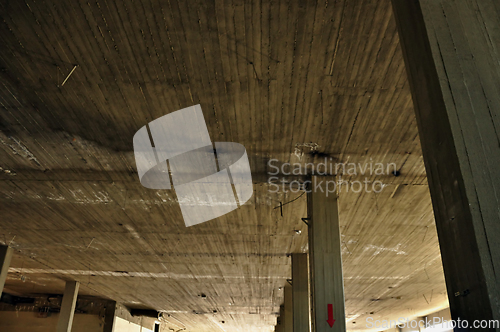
0;0;448;331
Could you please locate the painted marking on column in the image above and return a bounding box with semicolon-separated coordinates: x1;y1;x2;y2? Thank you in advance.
327;303;335;328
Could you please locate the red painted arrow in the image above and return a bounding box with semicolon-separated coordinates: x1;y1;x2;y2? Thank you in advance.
327;304;335;327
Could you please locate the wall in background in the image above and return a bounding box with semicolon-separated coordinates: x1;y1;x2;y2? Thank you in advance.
0;311;103;332
114;316;153;332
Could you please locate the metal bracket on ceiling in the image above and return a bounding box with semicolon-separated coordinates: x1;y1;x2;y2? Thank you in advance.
301;218;310;226
286;279;292;286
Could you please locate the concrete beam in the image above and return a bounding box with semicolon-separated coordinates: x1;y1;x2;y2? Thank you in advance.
307;177;345;332
392;0;500;324
292;253;309;332
56;280;80;332
0;245;13;298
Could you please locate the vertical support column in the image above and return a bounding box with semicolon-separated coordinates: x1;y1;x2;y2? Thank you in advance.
284;285;293;332
0;245;13;297
392;0;500;324
277;305;285;332
56;280;80;332
103;301;117;332
307;177;345;332
292;253;309;332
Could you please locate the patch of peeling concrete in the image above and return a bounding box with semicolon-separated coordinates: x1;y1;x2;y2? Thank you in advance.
363;243;408;255
294;142;319;160
0;134;41;167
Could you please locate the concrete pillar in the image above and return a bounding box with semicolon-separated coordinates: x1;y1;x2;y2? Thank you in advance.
277;305;285;332
392;0;500;325
284;285;293;332
103;301;117;332
292;253;309;332
307;177;345;332
0;245;13;297
56;280;80;332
